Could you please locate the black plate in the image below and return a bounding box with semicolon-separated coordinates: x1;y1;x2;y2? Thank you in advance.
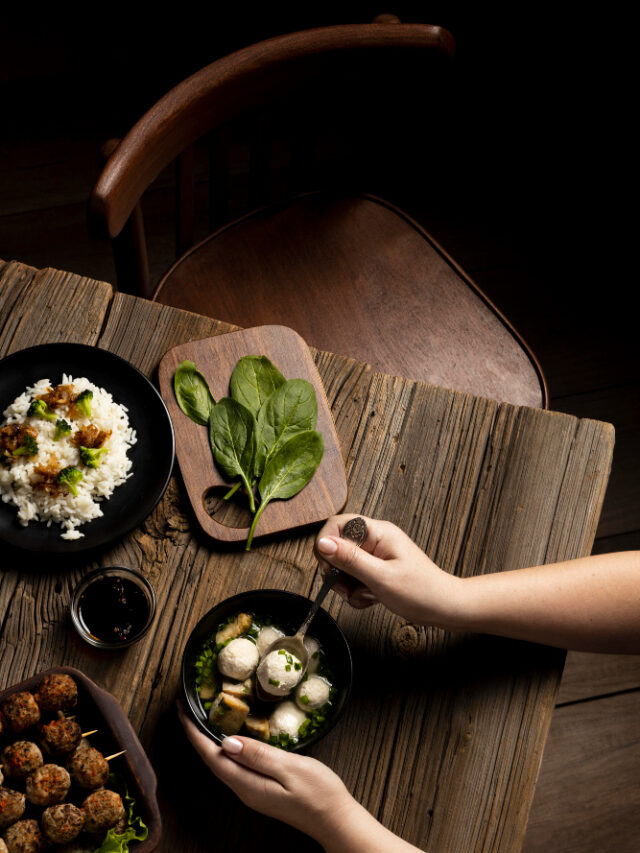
0;343;175;553
182;589;353;751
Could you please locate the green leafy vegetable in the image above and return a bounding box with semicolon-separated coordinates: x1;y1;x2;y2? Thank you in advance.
56;465;83;496
256;378;318;476
174;354;324;549
53;418;71;441
174;360;216;425
12;434;39;457
93;773;148;853
27;398;57;421
79;445;109;468
230;356;285;417
208;398;257;512
246;429;324;550
75;389;93;418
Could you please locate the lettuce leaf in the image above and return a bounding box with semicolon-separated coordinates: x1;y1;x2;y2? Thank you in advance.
92;774;148;853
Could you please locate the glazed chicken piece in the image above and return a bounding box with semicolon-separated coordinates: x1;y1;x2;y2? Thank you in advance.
72;424;111;449
36;384;75;410
0;425;38;460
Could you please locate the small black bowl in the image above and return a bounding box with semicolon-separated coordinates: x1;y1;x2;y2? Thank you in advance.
181;589;353;751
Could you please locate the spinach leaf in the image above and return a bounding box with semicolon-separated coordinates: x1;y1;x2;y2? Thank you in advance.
256;379;318;477
246;429;324;550
230;356;285;417
209;398;257;512
174;360;216;425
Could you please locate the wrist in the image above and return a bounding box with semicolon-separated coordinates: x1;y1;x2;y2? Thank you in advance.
311;796;371;851
428;572;471;632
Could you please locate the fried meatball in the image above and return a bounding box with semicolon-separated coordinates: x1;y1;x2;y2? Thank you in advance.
0;787;26;828
34;674;77;713
41;803;84;844
25;764;70;806
0;836;7;853
0;693;40;735
40;718;82;756
67;744;108;790
2;819;46;853
1;742;43;780
82;788;125;834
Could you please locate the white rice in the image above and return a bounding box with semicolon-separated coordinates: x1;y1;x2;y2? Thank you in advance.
0;375;136;539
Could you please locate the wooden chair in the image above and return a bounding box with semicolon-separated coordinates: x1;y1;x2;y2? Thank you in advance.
89;22;547;407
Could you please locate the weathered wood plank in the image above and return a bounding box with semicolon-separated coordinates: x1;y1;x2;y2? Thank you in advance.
553;385;640;540
0;263;112;356
0;266;615;853
522;690;640;853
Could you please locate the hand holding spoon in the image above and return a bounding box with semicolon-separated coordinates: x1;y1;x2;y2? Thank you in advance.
255;517;368;701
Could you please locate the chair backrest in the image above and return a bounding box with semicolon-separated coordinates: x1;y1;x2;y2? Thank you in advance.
88;22;455;295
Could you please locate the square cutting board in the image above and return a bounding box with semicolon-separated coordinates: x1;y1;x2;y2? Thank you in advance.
158;325;348;544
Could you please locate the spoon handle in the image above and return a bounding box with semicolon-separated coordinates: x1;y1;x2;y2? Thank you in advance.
296;516;368;639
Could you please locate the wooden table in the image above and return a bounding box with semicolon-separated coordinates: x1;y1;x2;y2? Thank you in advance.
0;259;614;852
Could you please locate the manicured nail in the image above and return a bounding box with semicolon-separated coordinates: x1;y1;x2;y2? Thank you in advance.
318;537;338;555
222;737;243;754
350;590;377;605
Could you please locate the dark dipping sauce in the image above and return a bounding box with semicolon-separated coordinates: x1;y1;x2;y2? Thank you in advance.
78;575;150;643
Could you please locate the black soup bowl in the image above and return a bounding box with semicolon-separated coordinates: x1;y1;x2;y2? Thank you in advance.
181;589;353;751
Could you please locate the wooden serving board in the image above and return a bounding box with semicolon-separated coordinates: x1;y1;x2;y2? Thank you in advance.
158;325;348;543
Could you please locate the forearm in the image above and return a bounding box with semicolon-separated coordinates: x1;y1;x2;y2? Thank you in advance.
444;551;640;653
314;799;422;853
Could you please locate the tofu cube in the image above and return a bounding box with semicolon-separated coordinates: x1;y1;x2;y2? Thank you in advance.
208;692;250;735
216;613;253;645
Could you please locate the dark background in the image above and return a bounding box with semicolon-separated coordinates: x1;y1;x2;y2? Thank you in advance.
1;7;639;850
1;5;636;531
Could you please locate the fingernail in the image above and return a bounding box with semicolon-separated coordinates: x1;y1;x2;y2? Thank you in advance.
318;537;338;555
350;591;377;604
222;737;243;754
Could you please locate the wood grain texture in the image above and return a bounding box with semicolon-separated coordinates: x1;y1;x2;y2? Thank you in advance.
522;691;640;853
0;260;112;357
155;193;546;407
157;326;348;543
0;264;614;852
558;651;640;704
553;385;640;540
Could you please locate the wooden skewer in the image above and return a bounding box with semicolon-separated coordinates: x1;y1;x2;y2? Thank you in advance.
81;729;98;738
105;749;127;762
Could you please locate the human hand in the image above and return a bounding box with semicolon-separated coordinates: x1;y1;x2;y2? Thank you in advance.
314;514;461;626
177;703;358;843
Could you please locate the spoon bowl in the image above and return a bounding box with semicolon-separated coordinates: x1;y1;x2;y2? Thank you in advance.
256;517;367;701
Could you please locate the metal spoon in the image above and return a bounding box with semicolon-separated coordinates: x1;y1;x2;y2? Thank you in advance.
255;516;368;701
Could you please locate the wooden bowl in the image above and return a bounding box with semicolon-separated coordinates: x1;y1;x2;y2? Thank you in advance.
0;665;161;851
181;589;353;751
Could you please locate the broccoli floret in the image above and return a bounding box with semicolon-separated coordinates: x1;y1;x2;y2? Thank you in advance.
79;445;108;468
75;389;93;418
27;399;57;421
12;434;39;457
53;418;72;441
56;466;83;496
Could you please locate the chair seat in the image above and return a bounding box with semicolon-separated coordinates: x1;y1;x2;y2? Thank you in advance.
154;192;544;406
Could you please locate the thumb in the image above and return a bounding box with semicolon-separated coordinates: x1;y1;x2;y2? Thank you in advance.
317;535;385;589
